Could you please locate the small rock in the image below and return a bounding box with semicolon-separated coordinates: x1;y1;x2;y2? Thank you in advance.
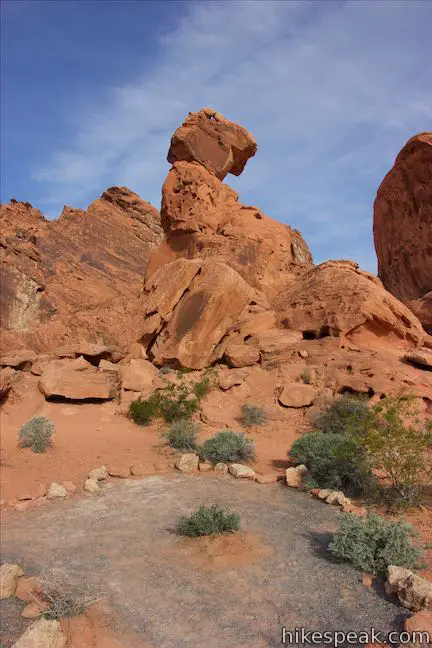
405;609;432;641
108;466;131;478
229;464;256;480
88;466;108;481
285;464;307;488
316;489;332;500
62;481;77;494
15;576;42;602
21;601;49;619
175;454;199;473
255;473;279;484
198;462;212;472
398;574;432;612
14;501;30;512
47;483;67;499
130;463;155;476
12;617;66;648
299;349;309;359
84;478;101;493
214;462;228;476
1;564;24;599
325;491;350;507
361;573;374;588
278;383;316;408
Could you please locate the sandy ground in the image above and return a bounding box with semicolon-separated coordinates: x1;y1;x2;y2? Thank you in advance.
0;475;412;648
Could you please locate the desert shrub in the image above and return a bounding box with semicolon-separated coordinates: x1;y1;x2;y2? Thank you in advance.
289;431;371;495
158;382;200;422
18;416;54;453
159;365;172;375
200;430;256;464
178;505;240;536
40;571;104;620
164;419;199;451
315;394;373;437
363;395;432;505
328;513;423;575
240;403;267;427
128;393;161;426
301;367;312;384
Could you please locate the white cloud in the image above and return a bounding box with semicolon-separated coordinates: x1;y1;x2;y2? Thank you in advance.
33;0;432;271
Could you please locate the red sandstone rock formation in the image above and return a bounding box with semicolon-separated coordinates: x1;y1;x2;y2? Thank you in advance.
373;132;432;332
148;109;312;299
0;188;162;353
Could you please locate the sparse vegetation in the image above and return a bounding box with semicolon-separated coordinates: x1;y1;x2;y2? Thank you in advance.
128;393;161;426
301;367;312;384
315;394;373;437
328;513;423;575
200;430;256;464
164;419;199;452
159;365;172;375
240;403;267;427
289;431;371;495
178;505;240;537
40;571;105;620
18;416;54;453
360;395;432;505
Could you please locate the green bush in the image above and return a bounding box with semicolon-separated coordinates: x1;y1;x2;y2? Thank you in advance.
328;513;423;575
128;393;161;426
179;505;240;537
315;394;373;437
164;419;199;451
200;430;256;464
159;365;172;375
363;395;432;505
240;404;267;427
158;382;200;422
18;416;54;453
289;431;371;495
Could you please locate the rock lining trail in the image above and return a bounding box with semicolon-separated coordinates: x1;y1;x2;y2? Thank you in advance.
1;474;409;648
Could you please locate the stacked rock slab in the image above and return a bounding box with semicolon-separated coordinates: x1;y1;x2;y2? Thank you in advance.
147;108;313;300
373;132;432;333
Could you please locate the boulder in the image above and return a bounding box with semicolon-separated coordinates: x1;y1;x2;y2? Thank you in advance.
279;384;316;408
224;344;260;368
121;358;157;391
386;566;432;611
229;464;256;480
0;349;36;370
141;259;253;369
39;359;119;400
403;350;432;371
0;189;163;355
47;483;67;499
12;618;66;648
285;464;307;488
175;454;199;473
0;366;18;401
167;107;257;181
405;610;432;642
0;563;24;599
251;329;301;368
373;133;432;331
325;491;351;507
275;260;425;350
214;462;228;476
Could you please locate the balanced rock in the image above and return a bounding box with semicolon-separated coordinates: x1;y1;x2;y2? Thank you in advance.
168;107;257;181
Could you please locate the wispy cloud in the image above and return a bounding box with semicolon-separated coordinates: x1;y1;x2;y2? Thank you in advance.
33;0;432;271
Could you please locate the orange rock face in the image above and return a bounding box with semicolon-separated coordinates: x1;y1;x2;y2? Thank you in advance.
148;160;312;299
275;260;425;351
374;133;432;332
167;107;257;180
0;187;162;353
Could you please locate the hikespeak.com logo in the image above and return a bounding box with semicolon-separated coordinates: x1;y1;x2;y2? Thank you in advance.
281;627;431;647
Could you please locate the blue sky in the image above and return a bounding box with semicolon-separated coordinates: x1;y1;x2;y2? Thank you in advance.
1;0;431;271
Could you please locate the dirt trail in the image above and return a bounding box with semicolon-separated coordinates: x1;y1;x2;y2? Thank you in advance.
1;475;409;648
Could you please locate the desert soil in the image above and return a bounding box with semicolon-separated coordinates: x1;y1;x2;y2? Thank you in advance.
1;474;412;648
